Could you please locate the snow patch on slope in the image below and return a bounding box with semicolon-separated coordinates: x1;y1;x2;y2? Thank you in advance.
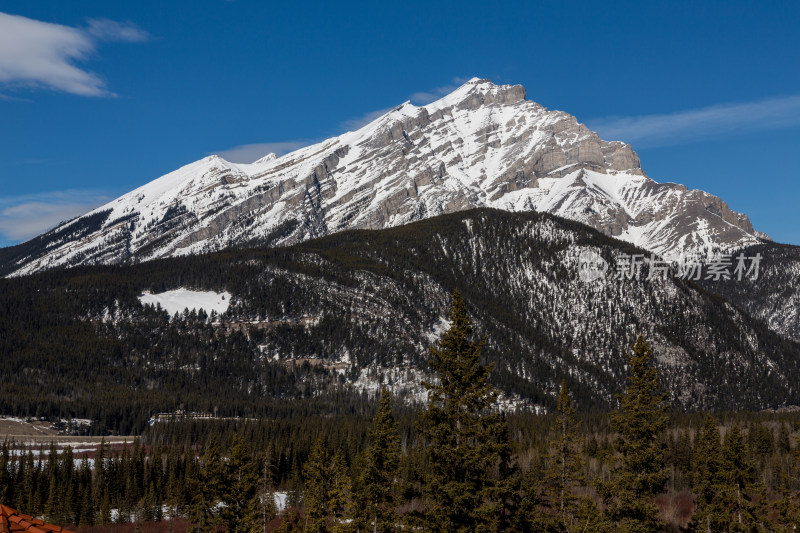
139;288;231;317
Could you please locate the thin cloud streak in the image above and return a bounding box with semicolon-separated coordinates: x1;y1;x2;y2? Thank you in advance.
409;77;470;105
220;78;474;165
339;107;394;131
0;93;32;102
340;77;471;131
0;11;148;97
588;94;800;148
409;85;458;105
0;190;111;243
86;18;150;43
214;141;311;163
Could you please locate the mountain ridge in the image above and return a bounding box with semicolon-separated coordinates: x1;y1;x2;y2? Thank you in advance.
1;78;767;277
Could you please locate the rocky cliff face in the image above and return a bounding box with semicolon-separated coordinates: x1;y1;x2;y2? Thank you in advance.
1;78;766;277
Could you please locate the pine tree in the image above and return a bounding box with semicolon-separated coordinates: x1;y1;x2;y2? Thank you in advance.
778;423;791;455
188;433;225;532
99;487;112;526
222;435;261;532
141;483;156;522
690;415;726;532
722;424;762;529
258;444;279;532
328;449;351;533
541;380;592;531
93;438;107;519
44;469;61;524
602;336;669;533
356;387;400;533
79;481;94;526
303;438;333;533
417;290;509;532
304;439;327;531
486;413;520;532
514;465;550;532
286;471;304;511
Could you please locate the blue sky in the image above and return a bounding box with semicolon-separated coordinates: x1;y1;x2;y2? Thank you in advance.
1;1;799;247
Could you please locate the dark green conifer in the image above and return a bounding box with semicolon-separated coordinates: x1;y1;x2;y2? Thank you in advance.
328;449;351;533
98;487;111;526
602;336;669;533
0;442;8;503
188;433;225;532
417;290;509;532
222;435;260;532
541;381;586;527
356;387;401;533
299;440;353;532
690;415;726;532
723;424;762;529
79;479;93;526
257;444;279;531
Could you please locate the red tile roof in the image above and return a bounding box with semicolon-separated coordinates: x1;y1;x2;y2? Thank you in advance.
0;505;75;533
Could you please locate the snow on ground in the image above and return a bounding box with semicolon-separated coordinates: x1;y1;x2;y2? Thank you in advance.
274;491;288;511
139;288;231;317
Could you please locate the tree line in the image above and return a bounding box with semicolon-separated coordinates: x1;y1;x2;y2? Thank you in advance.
3;291;800;531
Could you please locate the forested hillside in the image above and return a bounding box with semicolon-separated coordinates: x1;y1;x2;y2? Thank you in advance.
699;241;800;342
1;209;799;435
3;299;800;532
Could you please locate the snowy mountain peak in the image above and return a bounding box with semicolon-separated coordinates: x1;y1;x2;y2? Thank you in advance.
252;152;277;165
427;78;527;110
1;78;767;277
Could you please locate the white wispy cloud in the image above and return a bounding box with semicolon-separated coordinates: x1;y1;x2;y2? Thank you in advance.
339;77;472;131
219;78;474;164
339;107;395;131
0;190;111;242
409;76;470;105
86;18;150;43
587;94;800;148
0;11;148;97
214;141;311;163
0;92;31;102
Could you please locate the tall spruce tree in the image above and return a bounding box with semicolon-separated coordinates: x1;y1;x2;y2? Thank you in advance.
258;444;279;532
417;290;509;532
690;415;726;532
541;380;596;532
328;449;351;533
722;423;762;529
603;336;669;533
188;433;225;533
222;435;260;532
303;439;352;533
304;439;331;533
356;387;401;533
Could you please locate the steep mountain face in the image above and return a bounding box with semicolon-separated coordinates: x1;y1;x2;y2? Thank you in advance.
1;78;766;277
699;242;800;343
2;209;798;429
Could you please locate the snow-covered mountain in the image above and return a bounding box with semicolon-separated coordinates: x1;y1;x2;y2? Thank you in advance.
1;78;767;277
